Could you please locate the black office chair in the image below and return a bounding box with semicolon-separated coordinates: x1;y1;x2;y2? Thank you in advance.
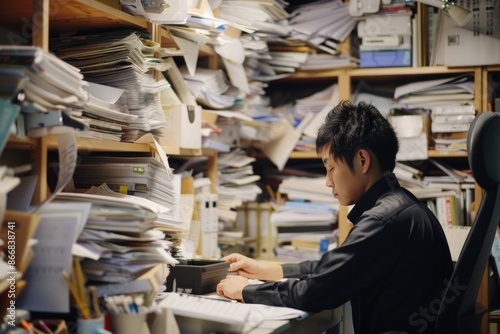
434;111;500;334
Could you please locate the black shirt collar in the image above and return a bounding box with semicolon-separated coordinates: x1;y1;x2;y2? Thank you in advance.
347;172;400;224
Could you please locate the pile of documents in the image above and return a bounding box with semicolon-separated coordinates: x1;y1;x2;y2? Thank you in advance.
216;0;290;36
393;74;476;154
214;0;294;82
54;192;178;285
71;155;181;222
51;31;176;141
74;82;134;142
0;45;88;110
180;66;237;109
393;74;475;108
287;0;357;56
299;53;358;71
120;0;188;24
0;45;89;137
217;150;262;226
272;176;339;259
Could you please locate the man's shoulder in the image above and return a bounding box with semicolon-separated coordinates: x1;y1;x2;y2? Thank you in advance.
373;187;419;217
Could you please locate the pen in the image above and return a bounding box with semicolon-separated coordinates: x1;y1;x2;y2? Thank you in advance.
73;257;87;305
37;320;54;334
134;294;145;312
20;320;33;334
88;286;101;318
124;295;137;313
104;296;120;314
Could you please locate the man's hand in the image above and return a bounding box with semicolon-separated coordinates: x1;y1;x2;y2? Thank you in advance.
221;253;284;281
216;275;250;300
222;253;261;278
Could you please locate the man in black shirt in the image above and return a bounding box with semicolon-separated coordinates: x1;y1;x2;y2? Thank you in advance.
217;100;453;333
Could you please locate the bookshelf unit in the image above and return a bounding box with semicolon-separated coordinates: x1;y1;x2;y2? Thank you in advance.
0;1;221;323
270;64;483;241
0;0;221;204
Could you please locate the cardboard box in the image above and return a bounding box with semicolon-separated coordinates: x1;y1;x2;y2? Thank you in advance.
163;104;201;149
166;260;229;295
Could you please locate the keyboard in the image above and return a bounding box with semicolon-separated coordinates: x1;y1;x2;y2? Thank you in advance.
158;293;252;333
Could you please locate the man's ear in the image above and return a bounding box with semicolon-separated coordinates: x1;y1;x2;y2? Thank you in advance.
357;149;371;172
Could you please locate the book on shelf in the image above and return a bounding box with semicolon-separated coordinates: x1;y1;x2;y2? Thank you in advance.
435;194;463;227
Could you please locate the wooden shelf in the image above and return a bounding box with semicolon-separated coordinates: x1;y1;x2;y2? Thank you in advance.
285;69;343;80
348;66;477;78
486;65;500;72
42;136;205;156
274;66;478;82
1;0;148;34
289;151;319;159
287;150;468;159
46;136;149;152
428;150;468;158
5;135;34;150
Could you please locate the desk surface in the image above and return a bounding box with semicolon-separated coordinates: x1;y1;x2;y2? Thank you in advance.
249;306;344;334
169;300;346;334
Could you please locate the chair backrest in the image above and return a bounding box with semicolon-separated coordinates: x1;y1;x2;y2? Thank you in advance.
434;111;500;334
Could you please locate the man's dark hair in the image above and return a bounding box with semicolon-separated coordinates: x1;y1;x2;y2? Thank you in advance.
316;100;399;173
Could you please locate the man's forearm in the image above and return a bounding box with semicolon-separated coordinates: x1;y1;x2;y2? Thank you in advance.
258;262;284;281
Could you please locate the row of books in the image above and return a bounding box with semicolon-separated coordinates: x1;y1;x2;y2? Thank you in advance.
395;158;476;227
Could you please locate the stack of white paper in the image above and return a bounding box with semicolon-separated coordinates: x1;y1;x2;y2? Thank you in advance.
288;0;356;54
272;176;339;252
393;74;476;137
120;0;188;24
299;53;359;71
216;0;290;35
217;150;262;225
0;46;89;134
71;156;179;223
393;74;475;108
180;66;237;109
51;31;172;140
54;192;178;284
279;176;339;207
71;82;135;142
